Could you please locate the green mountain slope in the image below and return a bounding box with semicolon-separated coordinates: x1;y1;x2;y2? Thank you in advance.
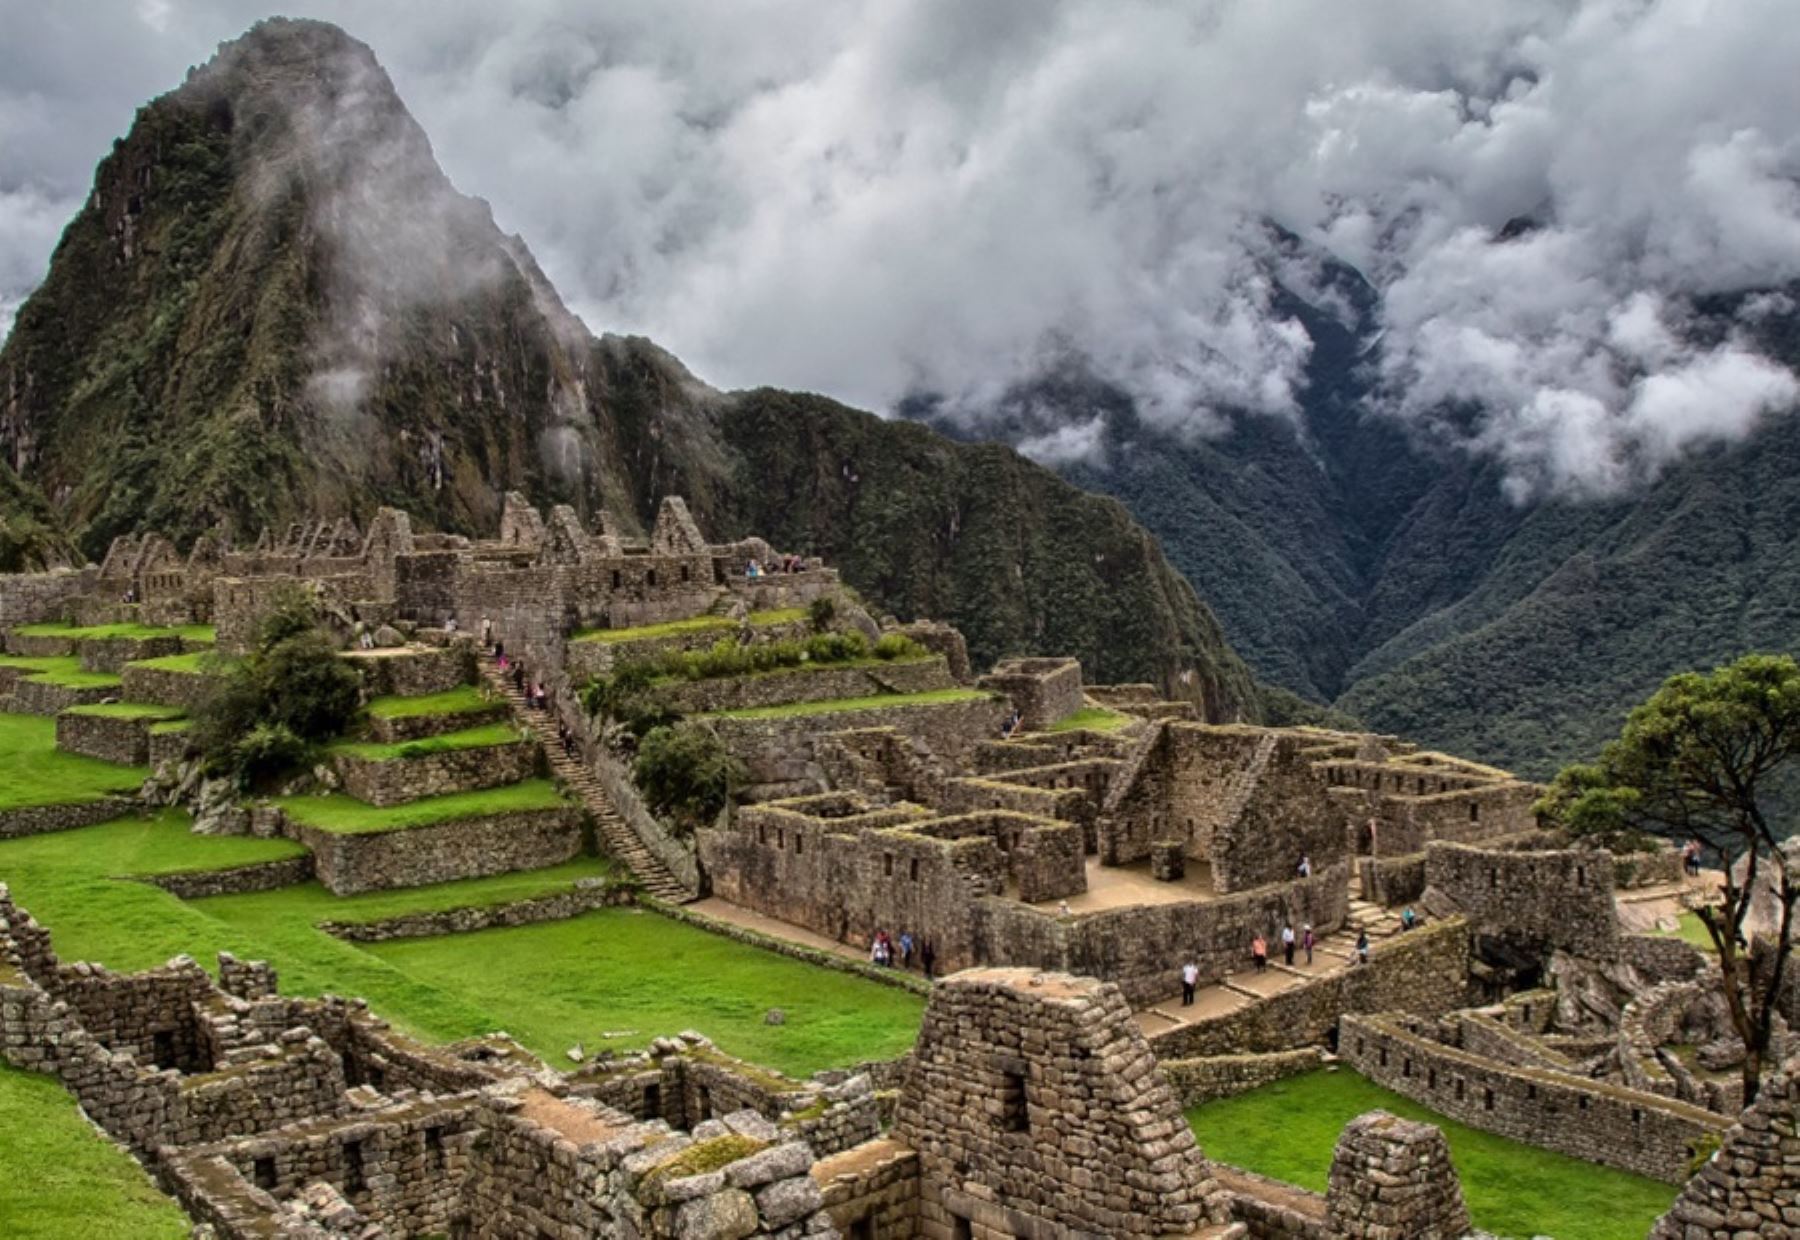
0;18;1257;720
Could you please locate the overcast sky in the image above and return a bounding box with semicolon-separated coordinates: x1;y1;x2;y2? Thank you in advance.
2;0;1798;498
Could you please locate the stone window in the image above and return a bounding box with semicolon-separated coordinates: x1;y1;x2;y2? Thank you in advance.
1454;1078;1465;1102
910;857;920;881
794;833;804;855
1483;1088;1495;1111
1578;1095;1590;1111
1429;1068;1438;1089
611;570;622;589
849;1217;875;1240
775;828;785;851
758;824;767;845
647;569;658;587
1575;865;1587;888
343;1140;366;1194
998;1070;1029;1132
1631;1107;1642;1125
884;854;894;878
1469;800;1480;822
951;1216;974;1240
644;1083;662;1117
1403;1058;1413;1078
681;564;691;583
425;1126;444;1168
253;1156;277;1190
1379;1047;1388;1068
152;1030;176;1067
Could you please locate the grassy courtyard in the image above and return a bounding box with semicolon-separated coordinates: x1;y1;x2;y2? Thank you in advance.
329;720;525;761
13;622;215;643
365;685;497;719
0;1063;189;1239
0;713;147;809
275;779;568;833
1186;1069;1677;1240
706;687;992;720
0;803;923;1076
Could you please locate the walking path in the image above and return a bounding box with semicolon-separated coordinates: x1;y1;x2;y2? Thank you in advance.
478;659;696;903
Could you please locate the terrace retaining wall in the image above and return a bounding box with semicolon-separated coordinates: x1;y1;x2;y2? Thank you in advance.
330;737;538;807
288;807;584;895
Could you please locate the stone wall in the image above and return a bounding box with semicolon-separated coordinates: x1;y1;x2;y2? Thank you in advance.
0;566;99;629
318;877;630;942
1424;840;1620;959
1148;918;1472;1058
1160;1048;1325;1106
137;856;315;900
892;968;1214;1238
974;657;1084;731
120;663;215;711
329;736;537;807
0;796;133;840
288;807;583;895
55;708;162;764
657;655;954;715
79;633;184;673
1651;1053;1800;1238
1340;1013;1728;1182
1324;1111;1471;1240
364;700;508;744
344;644;472;697
815;1137;921;1239
1357;852;1427;906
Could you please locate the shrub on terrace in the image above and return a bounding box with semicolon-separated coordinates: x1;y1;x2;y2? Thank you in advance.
189;589;362;787
634;723;742;836
807;595;837;632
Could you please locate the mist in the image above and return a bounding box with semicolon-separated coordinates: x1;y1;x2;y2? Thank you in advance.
1;0;1797;497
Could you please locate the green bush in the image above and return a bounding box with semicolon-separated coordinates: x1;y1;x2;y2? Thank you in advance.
808;595;837;632
189;589;362;787
873;633;918;661
633;723;742;835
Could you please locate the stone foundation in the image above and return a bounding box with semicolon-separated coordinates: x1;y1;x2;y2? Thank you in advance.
329;737;538;807
289;807;584;895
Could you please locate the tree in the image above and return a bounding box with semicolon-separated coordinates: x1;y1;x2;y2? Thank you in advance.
1539;653;1799;1104
633;723;742;836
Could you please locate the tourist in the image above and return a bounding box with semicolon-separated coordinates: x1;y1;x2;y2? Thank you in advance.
533;681;547;711
1302;923;1315;965
1682;839;1702;876
1281;922;1296;967
920;938;936;979
1400;906;1418;932
1367;816;1380;859
899;930;915;969
481;617;493;648
1297;854;1312;879
444;615;458;634
1355;930;1370;965
494;639;505;664
1181;959;1199;1007
1250;933;1268;973
746;558;762;580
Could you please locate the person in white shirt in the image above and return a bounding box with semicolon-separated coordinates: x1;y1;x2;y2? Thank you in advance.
1180;959;1199;1006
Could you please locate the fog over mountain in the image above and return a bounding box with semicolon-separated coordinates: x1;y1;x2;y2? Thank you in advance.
4;0;1798;501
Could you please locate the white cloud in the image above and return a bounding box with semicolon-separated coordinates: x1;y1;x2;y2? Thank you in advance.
0;0;1797;497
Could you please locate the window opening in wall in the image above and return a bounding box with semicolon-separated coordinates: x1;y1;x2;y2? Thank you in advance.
775;828;785;851
1429;1068;1437;1089
696;1084;712;1119
999;1070;1029;1133
1378;1047;1388;1068
1576;865;1586;887
1578;1095;1591;1111
1402;1058;1412;1078
1631;1107;1642;1124
1483;1088;1495;1111
909;857;920;881
1490;868;1500;889
758;825;767;845
425;1126;444;1167
644;1083;662;1117
884;854;894;877
681;564;691;583
647;568;658;587
951;1215;974;1240
253;1156;277;1191
343;1140;366;1194
794;833;804;855
152;1030;176;1067
1469;800;1480;822
611;570;622;589
1455;1078;1465;1102
849;1216;875;1240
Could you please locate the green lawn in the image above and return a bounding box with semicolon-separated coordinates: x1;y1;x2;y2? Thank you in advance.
20;662;122;689
1656;911;1718;952
365;685;497;719
0;713;146;810
705;688;992;720
61;702;186;721
572;608;806;644
330;720;525;761
363;908;923;1075
0;1063;189;1239
14;622;215;643
275;780;568;834
0;814;921;1076
1045;705;1132;733
1186;1070;1676;1240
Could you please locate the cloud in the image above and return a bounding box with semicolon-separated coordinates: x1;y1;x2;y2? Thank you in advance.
0;0;1797;497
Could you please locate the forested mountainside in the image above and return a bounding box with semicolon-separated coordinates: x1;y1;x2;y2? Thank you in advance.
0;18;1258;719
930;271;1800;777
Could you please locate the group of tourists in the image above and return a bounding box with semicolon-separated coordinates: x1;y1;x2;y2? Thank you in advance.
744;555;808;579
869;928;936;977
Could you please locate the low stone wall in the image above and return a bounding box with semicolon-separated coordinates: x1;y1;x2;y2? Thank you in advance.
136;856;315;900
290;807;584;895
1160;1048;1324;1105
1211;1164;1330;1239
1620;932;1712;984
330;738;538;807
177;1033;348;1145
1358;852;1427;906
1148;918;1472;1058
79;634;184;673
658;657;953;716
0;796;134;841
5;631;78;657
0;566;98;631
7;675;118;715
1650;1055;1800;1239
345;645;472;697
148;725;193;767
366;702;508;744
565;616;815;683
1614;846;1687;889
646;900;932;996
56;709;160;764
319;878;631;941
975;657;1084;731
1340;1012;1728;1182
120;664;215;711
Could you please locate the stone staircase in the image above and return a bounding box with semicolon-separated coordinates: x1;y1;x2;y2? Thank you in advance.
479;662;696;903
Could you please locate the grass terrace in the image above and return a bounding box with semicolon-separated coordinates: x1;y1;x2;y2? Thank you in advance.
1187;1069;1676;1240
0;713;146;809
13;622;216;643
1045;706;1132;733
0;1063;189;1239
330;720;525;761
365;685;498;720
0;811;923;1076
1656;910;1717;952
149;719;192;735
61;702;187;722
705;687;991;721
275;779;568;834
4;655;124;689
572;607;806;644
